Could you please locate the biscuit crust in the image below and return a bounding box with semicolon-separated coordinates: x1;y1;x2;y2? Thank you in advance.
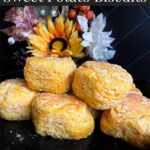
72;61;133;110
100;94;150;149
24;57;76;93
0;79;37;120
32;93;94;140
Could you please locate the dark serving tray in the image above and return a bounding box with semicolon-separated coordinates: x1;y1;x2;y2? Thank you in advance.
0;71;149;150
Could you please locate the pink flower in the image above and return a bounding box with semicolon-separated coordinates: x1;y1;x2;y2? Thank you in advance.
0;6;43;42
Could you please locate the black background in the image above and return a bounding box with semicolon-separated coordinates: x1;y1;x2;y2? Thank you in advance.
0;6;150;150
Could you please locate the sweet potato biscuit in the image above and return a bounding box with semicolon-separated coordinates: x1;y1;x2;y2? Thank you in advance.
72;61;133;110
100;94;150;149
24;57;76;93
32;93;94;139
0;79;37;120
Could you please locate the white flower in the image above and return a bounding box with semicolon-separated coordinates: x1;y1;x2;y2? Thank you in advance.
77;13;116;61
81;32;93;47
77;15;88;32
77;16;92;47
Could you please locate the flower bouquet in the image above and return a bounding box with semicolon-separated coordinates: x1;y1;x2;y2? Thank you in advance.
1;6;115;65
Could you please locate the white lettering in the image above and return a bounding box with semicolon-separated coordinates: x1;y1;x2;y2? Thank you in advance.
95;0;103;2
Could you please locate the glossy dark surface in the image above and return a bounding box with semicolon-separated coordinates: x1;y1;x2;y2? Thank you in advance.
0;119;140;150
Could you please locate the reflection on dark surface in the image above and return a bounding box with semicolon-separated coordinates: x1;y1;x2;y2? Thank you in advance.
0;119;140;150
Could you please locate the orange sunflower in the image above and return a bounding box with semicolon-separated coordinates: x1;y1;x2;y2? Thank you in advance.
27;16;84;58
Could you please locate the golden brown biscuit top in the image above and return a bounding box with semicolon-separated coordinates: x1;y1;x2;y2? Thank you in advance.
0;79;37;106
25;57;76;77
81;61;133;83
111;94;150;120
74;61;133;104
33;93;87;113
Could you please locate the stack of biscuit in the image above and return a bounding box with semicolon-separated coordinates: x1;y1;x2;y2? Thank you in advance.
0;57;149;149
